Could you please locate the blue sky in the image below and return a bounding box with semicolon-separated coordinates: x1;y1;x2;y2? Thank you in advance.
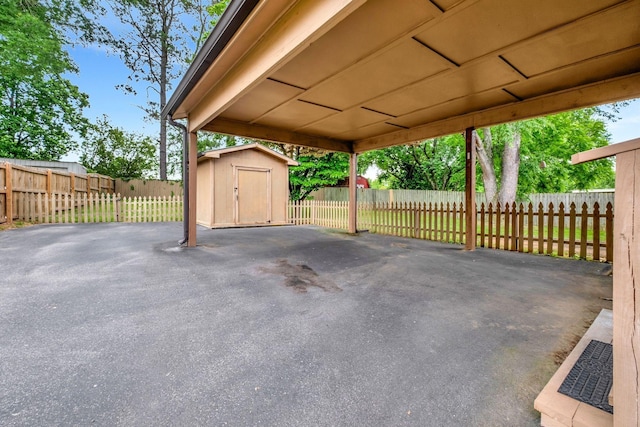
62;44;640;162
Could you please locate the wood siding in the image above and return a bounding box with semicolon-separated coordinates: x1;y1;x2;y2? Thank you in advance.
197;148;291;228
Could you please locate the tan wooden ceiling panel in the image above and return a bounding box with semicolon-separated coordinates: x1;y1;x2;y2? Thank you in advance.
269;0;437;89
364;58;519;117
299;107;391;136
255;100;337;129
336;122;402;140
506;46;640;100
431;0;465;11
170;0;640;151
502;2;640;78
414;0;624;65
390;89;514;128
220;79;304;122
299;39;450;111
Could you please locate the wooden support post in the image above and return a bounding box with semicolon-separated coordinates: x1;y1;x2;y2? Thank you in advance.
612;148;640;427
5;163;12;225
465;127;476;250
571;137;640;427
348;152;357;234
188;131;198;247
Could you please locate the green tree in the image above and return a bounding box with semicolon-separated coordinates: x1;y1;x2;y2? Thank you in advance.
369;108;615;202
360;135;466;191
80;116;157;179
256;143;349;200
288;151;349;201
166;129;242;178
475;108;614;204
0;0;89;160
94;0;214;179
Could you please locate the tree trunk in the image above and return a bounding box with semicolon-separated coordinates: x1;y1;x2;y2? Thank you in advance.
498;131;521;205
474;129;498;204
159;6;169;180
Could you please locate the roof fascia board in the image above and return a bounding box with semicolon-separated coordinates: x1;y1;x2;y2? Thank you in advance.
187;0;367;132
162;0;260;120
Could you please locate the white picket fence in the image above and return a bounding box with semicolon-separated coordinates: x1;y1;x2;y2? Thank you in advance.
12;192;183;224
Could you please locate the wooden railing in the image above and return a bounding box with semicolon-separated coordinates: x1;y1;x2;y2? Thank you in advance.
288;200;614;262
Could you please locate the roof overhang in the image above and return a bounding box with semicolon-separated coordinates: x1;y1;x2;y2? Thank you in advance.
164;0;640;154
198;142;299;166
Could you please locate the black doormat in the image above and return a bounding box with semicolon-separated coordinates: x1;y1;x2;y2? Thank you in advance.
558;339;613;414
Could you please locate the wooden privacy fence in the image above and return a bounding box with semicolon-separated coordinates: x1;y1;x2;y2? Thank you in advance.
12;193;182;224
288;200;614;262
1;162;115;224
115;179;183;198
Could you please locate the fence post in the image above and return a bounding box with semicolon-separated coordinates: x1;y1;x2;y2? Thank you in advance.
606;202;614;262
557;203;565;257
518;203;524;253
593;202;600;261
503;203;510;250
547;203;554;255
569;203;576;258
580;203;588;259
527;203;533;253
70;173;75;198
116;194;121;222
46;169;52;196
487;203;494;249
5;163;12;225
537;203;544;254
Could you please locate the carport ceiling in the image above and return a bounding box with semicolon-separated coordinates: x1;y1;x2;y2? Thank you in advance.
164;0;640;154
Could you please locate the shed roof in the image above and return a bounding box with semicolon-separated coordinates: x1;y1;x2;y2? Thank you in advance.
164;0;640;154
198;142;299;166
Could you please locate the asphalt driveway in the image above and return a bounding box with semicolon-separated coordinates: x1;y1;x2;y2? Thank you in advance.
0;223;612;426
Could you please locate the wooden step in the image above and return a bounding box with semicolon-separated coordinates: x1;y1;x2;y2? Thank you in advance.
534;309;613;427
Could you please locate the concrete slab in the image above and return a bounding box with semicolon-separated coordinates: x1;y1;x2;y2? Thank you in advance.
0;224;612;426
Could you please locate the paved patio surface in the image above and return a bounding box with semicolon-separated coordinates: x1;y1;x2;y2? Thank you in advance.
0;223;612;426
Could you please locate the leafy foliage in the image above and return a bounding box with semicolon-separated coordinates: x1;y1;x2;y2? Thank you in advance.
516;109;614;194
368;108;615;198
80;116;157;179
359;135;466;191
0;0;89;160
166;129;243;178
94;0;214;179
288;151;349;201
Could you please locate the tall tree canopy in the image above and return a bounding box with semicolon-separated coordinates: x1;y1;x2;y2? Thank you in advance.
367;108;615;202
0;0;90;160
80;116;157;179
95;0;214;179
359;135;466;191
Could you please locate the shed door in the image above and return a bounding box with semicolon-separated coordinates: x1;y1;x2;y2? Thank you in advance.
236;167;271;225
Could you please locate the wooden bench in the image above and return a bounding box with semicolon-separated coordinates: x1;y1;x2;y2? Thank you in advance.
534;309;613;427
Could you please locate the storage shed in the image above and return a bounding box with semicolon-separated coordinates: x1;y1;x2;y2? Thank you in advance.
196;143;297;228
